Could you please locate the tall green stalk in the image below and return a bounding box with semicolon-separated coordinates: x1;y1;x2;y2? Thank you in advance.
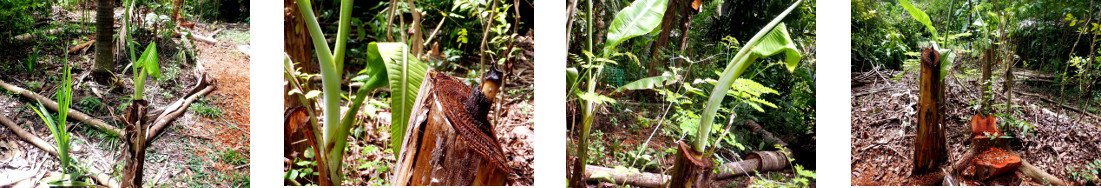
695;0;802;152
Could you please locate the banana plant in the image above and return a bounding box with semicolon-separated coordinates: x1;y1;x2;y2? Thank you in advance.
694;0;803;153
294;0;428;184
30;60;93;186
132;42;160;100
569;0;667;185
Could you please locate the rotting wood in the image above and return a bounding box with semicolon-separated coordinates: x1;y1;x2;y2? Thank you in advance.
0;114;118;188
0;80;122;135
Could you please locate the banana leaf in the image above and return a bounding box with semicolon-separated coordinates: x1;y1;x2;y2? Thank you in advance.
602;0;668;57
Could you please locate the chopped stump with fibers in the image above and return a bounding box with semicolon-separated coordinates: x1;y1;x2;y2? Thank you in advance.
969;147;1021;180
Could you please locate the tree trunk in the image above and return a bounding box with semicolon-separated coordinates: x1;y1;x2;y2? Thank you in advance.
94;0;114;75
981;48;993;114
914;47;946;174
121;100;148;188
284;0;314;109
648;0;680;77
407;0;424;56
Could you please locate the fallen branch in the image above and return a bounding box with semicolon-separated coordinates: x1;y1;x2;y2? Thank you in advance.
0;114;119;188
582;152;793;187
583;165;668;188
67;39;95;54
1016;91;1101;120
0;80;122;135
146;85;215;142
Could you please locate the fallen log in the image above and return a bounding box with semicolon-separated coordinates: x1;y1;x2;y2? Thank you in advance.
1011;151;1067;186
146;85;215;141
581;151;793;187
0;114;119;188
583;165;668;188
67;39;95;54
0;80;122;135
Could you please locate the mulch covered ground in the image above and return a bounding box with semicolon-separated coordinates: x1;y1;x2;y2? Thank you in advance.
850;59;1101;186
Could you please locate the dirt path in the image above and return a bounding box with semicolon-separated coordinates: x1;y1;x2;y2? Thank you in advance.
191;23;251;150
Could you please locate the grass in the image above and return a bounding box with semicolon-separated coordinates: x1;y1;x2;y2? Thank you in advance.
219;148;248;166
189;97;224;118
76;96;102;112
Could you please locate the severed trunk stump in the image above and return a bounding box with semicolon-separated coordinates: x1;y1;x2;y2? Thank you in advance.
122;100;148;188
394;71;507;186
914;47;947;175
668;142;713;188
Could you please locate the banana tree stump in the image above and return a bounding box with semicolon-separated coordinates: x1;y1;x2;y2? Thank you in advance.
394;71;507;186
915;47;947;174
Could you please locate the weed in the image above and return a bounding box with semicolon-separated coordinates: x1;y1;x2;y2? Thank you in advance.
189;97;223;118
219;148;248;166
26;80;42;91
76;96;103;112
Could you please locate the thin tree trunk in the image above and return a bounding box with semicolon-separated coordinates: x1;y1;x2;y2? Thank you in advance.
407;0;423;56
94;0;114;75
649;0;679;77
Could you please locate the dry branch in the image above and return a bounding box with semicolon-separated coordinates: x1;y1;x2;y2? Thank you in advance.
1016;91;1101;120
0;114;119;188
68;39;95;54
0;80;122;135
146;85;215;141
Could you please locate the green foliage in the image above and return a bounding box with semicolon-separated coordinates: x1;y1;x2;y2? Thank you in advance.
366;42;429;154
76;96;103;112
613;73;674;93
29;61;89;185
189;101;224;118
219;148;248;166
25;47;37;72
133;42;162;101
1066;159;1101;183
898;0;937;39
601;0;667;57
0;0;48;41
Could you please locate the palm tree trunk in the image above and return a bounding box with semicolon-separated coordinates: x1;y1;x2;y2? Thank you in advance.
94;0;114;74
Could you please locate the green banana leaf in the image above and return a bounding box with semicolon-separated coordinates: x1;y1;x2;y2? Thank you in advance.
602;0;668;57
696;0;803;152
613;74;674;93
899;0;938;39
369;42;429;153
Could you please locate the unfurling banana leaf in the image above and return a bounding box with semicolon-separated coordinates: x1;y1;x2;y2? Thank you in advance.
367;42;429;153
696;0;803;152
